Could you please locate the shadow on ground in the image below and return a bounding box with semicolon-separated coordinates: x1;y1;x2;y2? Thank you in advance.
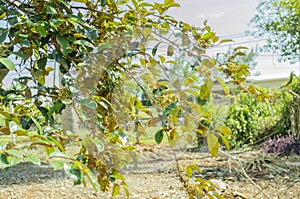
0;162;66;186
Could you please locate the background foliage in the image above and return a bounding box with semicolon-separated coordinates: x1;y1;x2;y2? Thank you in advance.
250;0;300;63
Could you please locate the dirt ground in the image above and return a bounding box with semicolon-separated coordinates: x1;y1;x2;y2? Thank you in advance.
0;144;299;199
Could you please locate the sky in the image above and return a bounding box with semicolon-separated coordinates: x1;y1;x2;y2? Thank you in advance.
165;0;300;76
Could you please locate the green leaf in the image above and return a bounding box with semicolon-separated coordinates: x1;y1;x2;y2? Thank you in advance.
164;102;179;117
207;134;219;157
50;160;65;170
215;126;232;136
0;29;9;43
67;14;89;27
155;129;164;144
38;57;47;69
46;5;58;14
92;138;104;153
9;121;18;133
6;149;23;158
0;58;15;70
152;43;160;56
0;141;7;150
11;52;27;60
101;0;107;6
47;136;65;152
7;156;22;166
56;35;72;55
79;99;97;109
0;154;9;165
31;139;52;147
49;152;74;160
80;162;99;192
98;43;113;51
36;26;47;37
0;110;20;123
74;40;95;48
64;163;83;185
214;76;229;95
112;183;121;197
24;155;41;165
30;117;43;133
6;93;24;101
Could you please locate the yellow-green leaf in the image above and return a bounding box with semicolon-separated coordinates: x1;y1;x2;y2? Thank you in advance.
166;60;177;65
207;134;219;157
234;51;246;57
0;11;7;20
158;55;165;63
220;39;233;44
186;165;201;178
200;83;210;99
184;77;194;86
169;130;178;147
186;134;193;145
214;76;229;94
132;0;140;11
72;0;87;3
219;134;230;150
0;58;15;70
112;183;121;197
234;46;248;51
167;44;174;56
202;32;215;40
215;126;232;136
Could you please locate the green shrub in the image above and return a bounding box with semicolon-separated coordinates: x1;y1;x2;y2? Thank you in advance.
225;91;282;148
263;74;300;139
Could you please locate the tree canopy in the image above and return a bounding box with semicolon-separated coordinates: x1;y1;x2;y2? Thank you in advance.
0;0;256;197
250;0;300;63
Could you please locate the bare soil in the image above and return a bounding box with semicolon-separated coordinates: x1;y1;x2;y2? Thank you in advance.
0;144;299;199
